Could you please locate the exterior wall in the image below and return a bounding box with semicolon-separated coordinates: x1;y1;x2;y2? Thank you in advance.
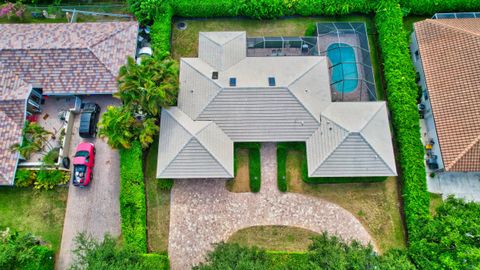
410;31;444;170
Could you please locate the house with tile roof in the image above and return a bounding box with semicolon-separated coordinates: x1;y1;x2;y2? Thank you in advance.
0;21;138;185
157;32;397;179
411;17;480;172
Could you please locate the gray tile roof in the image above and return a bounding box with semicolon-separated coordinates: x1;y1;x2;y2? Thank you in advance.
157;32;397;178
157;107;233;179
0;65;30;185
0;21;138;95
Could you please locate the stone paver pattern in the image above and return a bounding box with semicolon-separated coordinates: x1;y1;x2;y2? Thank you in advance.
57;96;121;270
169;142;374;270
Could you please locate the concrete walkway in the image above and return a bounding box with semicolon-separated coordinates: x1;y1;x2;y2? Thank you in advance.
428;172;480;202
168;143;374;270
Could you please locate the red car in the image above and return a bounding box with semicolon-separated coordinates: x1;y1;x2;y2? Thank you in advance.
72;142;95;187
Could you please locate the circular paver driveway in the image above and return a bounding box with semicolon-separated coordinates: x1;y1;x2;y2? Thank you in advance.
168;143;374;270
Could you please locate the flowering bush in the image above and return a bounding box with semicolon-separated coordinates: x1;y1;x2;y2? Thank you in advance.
0;1;26;20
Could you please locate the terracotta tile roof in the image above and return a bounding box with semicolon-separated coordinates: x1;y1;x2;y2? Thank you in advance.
415;18;480;171
0;66;29;185
0;21;138;94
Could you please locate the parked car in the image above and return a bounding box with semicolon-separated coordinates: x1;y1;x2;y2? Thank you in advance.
79;103;100;138
72;142;95;187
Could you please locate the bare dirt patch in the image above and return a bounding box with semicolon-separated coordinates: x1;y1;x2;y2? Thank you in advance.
227;148;250;193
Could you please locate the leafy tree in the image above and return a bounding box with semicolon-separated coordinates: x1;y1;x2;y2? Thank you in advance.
409;197;480;270
70;233;166;270
98;106;159;150
10;121;52;159
195;233;415;270
193;242;270;270
116;54;179;118
0;228;54;270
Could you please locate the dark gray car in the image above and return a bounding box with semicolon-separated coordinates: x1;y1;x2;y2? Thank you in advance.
79;103;101;138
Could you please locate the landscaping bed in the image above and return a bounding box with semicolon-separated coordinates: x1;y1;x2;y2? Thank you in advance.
227;148;250;192
283;148;406;252
0;186;67;252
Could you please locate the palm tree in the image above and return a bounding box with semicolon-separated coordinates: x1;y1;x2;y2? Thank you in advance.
98;106;138;149
10;121;52;159
116;54;179;118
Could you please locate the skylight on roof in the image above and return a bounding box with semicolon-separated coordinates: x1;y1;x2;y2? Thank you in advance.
229;77;236;87
268;77;276;86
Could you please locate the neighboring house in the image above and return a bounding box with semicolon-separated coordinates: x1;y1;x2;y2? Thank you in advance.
156;32;397;179
0;21;138;185
411;17;480;172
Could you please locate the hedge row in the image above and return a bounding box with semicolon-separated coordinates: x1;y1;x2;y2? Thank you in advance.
119;141;147;253
142;254;170;270
235;143;262;192
375;0;429;242
170;0;376;19
150;4;173;55
400;0;480;15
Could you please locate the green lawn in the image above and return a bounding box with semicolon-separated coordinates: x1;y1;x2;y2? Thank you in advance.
171;16;385;100
228;226;319;252
145;138;171;254
0;186;67;252
285;149;406;253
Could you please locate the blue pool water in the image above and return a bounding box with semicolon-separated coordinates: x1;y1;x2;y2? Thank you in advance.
327;43;358;93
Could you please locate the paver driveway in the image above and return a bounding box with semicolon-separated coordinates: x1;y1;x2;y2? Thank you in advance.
57;96;121;270
169;143;374;270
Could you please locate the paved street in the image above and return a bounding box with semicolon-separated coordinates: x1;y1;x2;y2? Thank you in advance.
57;96;121;270
168;143;374;270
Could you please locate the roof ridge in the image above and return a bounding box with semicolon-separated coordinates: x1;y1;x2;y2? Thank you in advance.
311;130;348;176
200;31;244;46
85;47;117;82
359;103;385;133
181;59;224;119
358;132;396;175
428;19;480;38
194;126;233;177
445;134;480;171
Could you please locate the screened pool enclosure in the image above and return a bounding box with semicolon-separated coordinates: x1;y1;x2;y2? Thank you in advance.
245;22;377;102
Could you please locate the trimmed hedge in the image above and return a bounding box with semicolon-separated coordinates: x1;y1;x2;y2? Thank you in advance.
235;143;261;192
142;254;170;270
400;0;480;15
277;142;387;185
277;147;287;192
150;4;173;55
171;0;376;19
375;0;429;242
119;141;147;253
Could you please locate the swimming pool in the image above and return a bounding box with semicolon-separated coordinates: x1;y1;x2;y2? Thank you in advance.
327;43;358;93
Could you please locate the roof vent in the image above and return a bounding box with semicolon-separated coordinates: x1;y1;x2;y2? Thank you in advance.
212;71;218;80
229;77;236;87
268;77;276;86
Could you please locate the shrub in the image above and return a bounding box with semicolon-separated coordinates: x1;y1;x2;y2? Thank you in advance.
127;0;168;24
277;147;287;192
119;141;147;253
304;23;317;36
157;179;174;191
142;254;170;270
375;0;430;242
249;147;261;192
14;169;36;187
34;169;68;190
0;228;54;270
171;0;241;18
239;0;287;19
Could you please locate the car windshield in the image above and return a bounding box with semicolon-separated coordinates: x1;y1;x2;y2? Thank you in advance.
75;151;89;157
74;165;87;182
